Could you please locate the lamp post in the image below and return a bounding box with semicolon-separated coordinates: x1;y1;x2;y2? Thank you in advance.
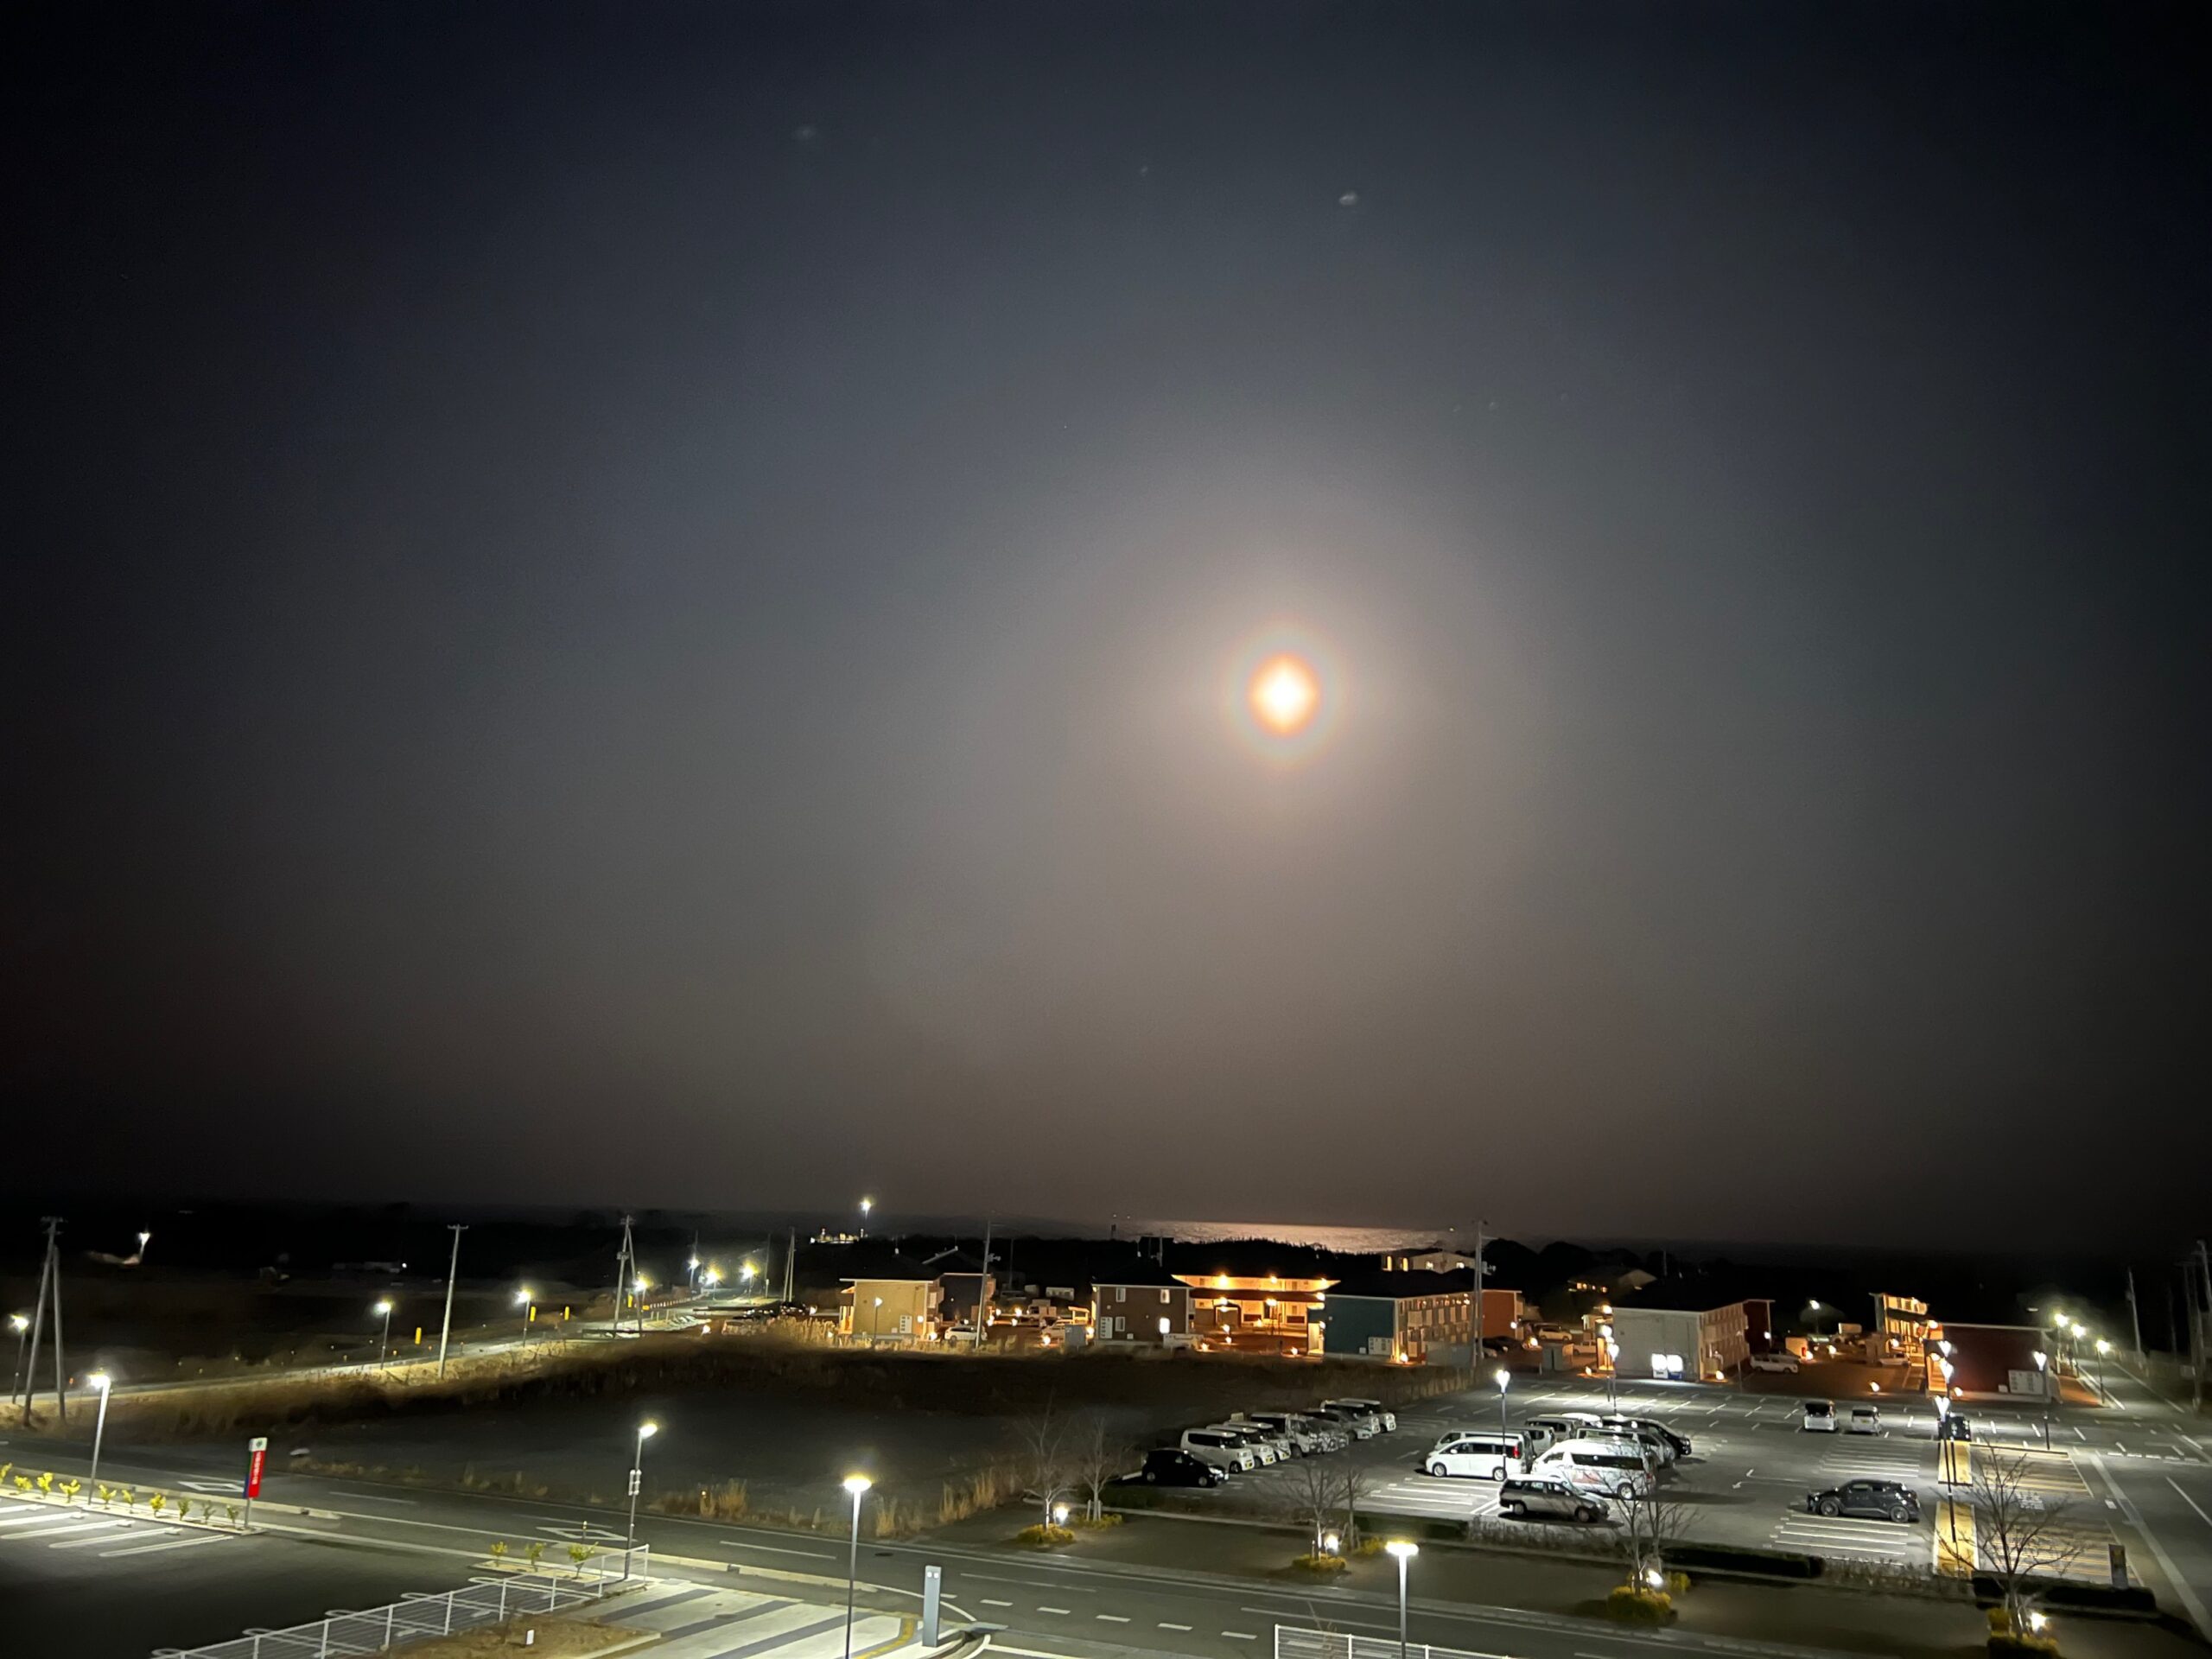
870;1296;883;1344
1495;1368;1510;1440
2094;1338;2112;1400
1605;1340;1621;1411
842;1474;873;1659
8;1314;27;1400
136;1231;151;1264
373;1300;394;1363
624;1421;657;1580
516;1287;533;1339
1384;1540;1419;1659
859;1198;873;1236
2033;1351;2050;1447
87;1371;113;1494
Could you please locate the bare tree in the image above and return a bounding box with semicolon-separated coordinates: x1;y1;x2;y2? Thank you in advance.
1606;1484;1693;1590
1336;1459;1372;1551
1070;1413;1131;1522
1010;1404;1070;1529
1968;1447;2086;1637
1280;1456;1342;1556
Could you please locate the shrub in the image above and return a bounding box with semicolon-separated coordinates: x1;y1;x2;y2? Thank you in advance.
1014;1523;1077;1548
1292;1553;1349;1576
1605;1586;1674;1625
1070;1512;1124;1529
1352;1538;1387;1559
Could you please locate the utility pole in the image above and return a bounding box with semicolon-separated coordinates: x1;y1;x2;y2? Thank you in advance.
16;1217;66;1424
2193;1240;2211;1412
614;1214;639;1335
1471;1217;1486;1371
436;1224;467;1378
784;1228;796;1304
976;1219;993;1349
2126;1268;2145;1362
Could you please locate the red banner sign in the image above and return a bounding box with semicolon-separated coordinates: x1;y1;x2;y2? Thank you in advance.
245;1437;268;1499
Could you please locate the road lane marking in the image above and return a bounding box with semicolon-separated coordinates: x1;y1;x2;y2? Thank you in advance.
723;1537;835;1558
1038;1606;1071;1615
1223;1633;1260;1642
958;1573;1094;1592
332;1490;417;1504
101;1532;226;1556
1096;1614;1130;1623
981;1599;1013;1607
2168;1478;2212;1531
1159;1624;1192;1631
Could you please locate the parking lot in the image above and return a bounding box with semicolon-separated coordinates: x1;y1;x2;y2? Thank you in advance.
1151;1370;2137;1581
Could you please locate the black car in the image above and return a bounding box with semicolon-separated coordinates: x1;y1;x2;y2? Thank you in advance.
1806;1478;1920;1522
1137;1447;1227;1488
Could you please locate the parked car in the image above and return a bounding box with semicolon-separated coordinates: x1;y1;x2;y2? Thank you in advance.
1179;1428;1255;1471
1325;1397;1395;1432
1249;1412;1335;1454
1136;1448;1227;1487
1847;1405;1881;1434
1801;1401;1839;1433
1526;1439;1652;1498
1311;1404;1378;1440
1424;1432;1529;1480
1806;1478;1920;1522
1208;1423;1280;1465
1498;1477;1606;1523
1528;1414;1598;1442
1747;1351;1801;1373
1599;1417;1688;1461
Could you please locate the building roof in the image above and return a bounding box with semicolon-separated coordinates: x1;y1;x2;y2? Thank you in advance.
1325;1268;1476;1300
1618;1273;1770;1314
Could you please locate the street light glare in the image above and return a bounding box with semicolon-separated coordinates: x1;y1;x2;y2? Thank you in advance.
515;1287;532;1304
842;1473;873;1496
1248;652;1320;735
639;1421;658;1439
89;1370;111;1389
374;1300;392;1314
1384;1539;1419;1560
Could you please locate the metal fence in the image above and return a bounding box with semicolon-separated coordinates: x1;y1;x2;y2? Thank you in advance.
1276;1625;1470;1659
151;1554;646;1658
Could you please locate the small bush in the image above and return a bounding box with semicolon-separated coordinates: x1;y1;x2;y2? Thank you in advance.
1292;1554;1349;1576
1605;1586;1674;1625
1014;1523;1077;1548
1070;1512;1124;1529
1352;1538;1387;1558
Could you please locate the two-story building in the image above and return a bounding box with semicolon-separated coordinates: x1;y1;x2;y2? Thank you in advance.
1090;1262;1195;1344
1317;1268;1478;1364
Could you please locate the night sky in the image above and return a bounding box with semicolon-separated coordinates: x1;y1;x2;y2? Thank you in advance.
9;3;2208;1248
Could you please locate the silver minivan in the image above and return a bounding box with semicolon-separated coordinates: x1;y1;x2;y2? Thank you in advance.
1179;1428;1255;1471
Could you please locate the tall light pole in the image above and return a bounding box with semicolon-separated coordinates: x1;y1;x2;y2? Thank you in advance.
1495;1368;1510;1441
2094;1338;2112;1400
516;1287;534;1339
7;1314;26;1400
86;1371;113;1494
436;1224;467;1378
859;1198;873;1236
1384;1540;1418;1659
1605;1339;1620;1411
2033;1351;2050;1447
624;1421;657;1580
842;1473;873;1659
871;1296;883;1344
373;1300;394;1363
135;1231;151;1264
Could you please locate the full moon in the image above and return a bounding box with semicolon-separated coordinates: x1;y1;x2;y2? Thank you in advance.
1248;652;1320;736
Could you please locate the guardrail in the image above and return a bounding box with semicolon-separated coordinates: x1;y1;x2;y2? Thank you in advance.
1278;1625;1452;1659
150;1554;645;1657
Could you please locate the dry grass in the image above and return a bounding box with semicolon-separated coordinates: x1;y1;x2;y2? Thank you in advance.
391;1615;645;1656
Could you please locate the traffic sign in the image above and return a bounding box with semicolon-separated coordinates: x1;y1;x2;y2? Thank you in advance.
245;1437;268;1498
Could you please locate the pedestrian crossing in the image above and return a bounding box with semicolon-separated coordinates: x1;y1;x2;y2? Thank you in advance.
603;1583;907;1659
0;1494;238;1562
1357;1472;1499;1521
1770;1510;1923;1562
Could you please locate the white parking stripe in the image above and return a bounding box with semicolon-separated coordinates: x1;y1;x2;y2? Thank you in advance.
101;1532;226;1557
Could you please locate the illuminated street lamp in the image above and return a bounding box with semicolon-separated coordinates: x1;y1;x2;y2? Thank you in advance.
515;1287;533;1337
2033;1351;2050;1447
86;1371;113;1494
703;1266;722;1288
1384;1541;1419;1659
2094;1338;2112;1400
624;1421;658;1580
136;1231;152;1262
842;1474;873;1659
1495;1368;1510;1439
858;1197;874;1235
9;1313;29;1401
1605;1339;1621;1410
373;1300;394;1363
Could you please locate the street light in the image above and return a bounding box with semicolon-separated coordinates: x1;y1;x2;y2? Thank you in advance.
1605;1339;1621;1410
2095;1337;2112;1399
8;1313;28;1401
1495;1368;1510;1439
87;1371;113;1494
1384;1541;1419;1659
515;1287;533;1337
136;1231;151;1262
870;1296;883;1343
859;1198;873;1234
373;1300;394;1363
624;1421;658;1580
842;1474;873;1659
2033;1351;2050;1447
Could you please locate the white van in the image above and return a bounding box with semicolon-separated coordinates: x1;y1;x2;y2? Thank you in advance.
1179;1428;1255;1471
1424;1432;1529;1480
1801;1401;1839;1433
1433;1423;1554;1460
1529;1440;1653;1498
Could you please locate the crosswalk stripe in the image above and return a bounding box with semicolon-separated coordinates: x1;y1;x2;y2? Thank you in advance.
100;1532;226;1557
2;1520;123;1541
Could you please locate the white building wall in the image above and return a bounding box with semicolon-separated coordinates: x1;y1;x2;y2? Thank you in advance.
1612;1308;1700;1380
